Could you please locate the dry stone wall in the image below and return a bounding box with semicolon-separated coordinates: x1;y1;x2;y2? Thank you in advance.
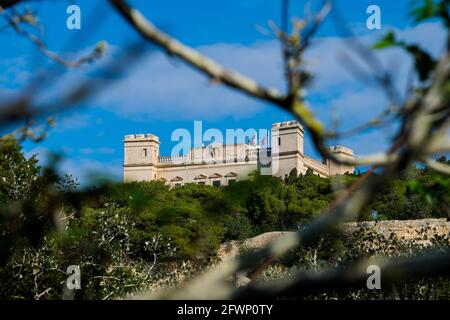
219;218;450;261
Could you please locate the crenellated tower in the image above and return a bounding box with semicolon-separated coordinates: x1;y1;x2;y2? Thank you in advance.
123;133;160;182
270;120;304;178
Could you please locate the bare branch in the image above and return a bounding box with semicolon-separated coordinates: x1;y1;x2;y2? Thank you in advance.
0;44;146;126
297;0;332;53
0;7;106;68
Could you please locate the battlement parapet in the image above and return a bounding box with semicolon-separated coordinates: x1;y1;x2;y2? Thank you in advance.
272;120;304;131
124;133;160;142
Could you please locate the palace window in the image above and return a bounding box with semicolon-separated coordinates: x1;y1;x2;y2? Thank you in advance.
212;180;221;187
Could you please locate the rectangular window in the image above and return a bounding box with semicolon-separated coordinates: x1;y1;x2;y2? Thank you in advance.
198;181;205;185
175;183;181;187
278;137;281;146
212;180;221;187
228;179;236;186
143;148;147;157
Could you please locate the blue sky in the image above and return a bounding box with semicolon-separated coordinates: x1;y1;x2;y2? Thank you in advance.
0;1;447;185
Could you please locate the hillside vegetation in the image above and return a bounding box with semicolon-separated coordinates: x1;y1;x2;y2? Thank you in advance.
0;138;449;299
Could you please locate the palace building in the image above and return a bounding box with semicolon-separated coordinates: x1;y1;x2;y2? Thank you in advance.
123;121;356;186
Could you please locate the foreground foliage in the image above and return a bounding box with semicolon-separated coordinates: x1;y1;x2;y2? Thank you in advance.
0;138;449;299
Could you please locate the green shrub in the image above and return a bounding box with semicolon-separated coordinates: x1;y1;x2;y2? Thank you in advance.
223;214;254;240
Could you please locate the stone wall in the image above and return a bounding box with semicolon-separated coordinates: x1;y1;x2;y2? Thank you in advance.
218;218;450;261
344;218;450;241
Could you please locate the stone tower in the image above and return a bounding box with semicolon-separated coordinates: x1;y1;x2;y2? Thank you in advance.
270;121;304;178
123;133;160;182
326;145;356;175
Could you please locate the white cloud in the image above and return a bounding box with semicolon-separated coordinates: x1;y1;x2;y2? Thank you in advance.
24;146;51;163
92;22;445;127
301;22;446;156
80;147;116;155
96;147;115;154
24;145;121;187
0;55;31;87
80;148;94;155
61;146;74;154
53;114;95;132
57;157;122;187
95;41;284;121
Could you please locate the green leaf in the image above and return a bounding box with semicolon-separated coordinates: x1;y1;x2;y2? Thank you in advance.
410;0;440;23
372;31;396;49
372;30;437;81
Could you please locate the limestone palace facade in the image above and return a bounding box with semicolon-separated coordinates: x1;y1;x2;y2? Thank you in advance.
123;121;356;187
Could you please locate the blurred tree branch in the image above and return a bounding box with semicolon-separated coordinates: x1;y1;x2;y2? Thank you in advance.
232;250;450;299
0;43;145;128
